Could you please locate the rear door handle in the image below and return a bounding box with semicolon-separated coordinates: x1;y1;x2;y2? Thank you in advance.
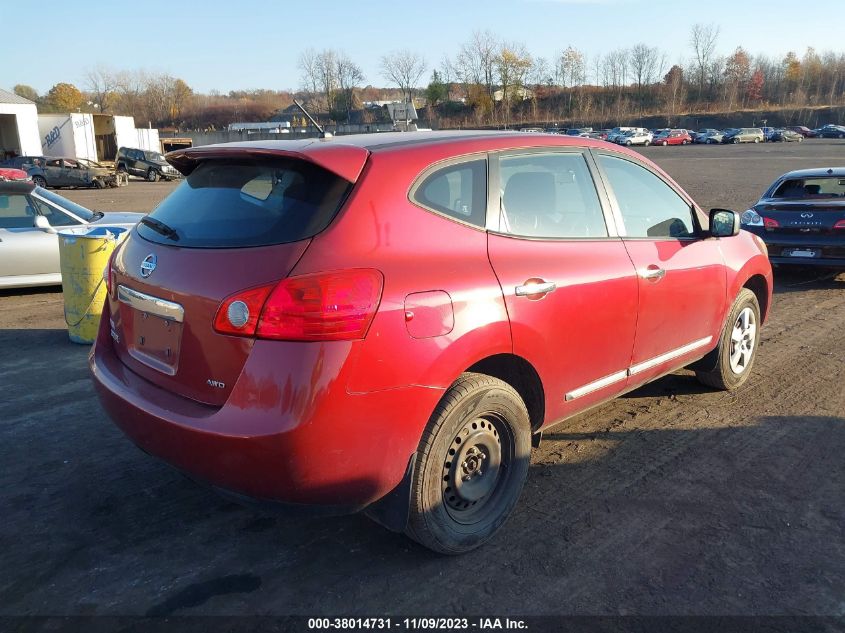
638;266;666;282
515;280;557;297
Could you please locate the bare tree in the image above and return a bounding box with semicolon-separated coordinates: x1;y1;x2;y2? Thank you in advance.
629;44;661;91
455;31;499;100
605;49;628;90
690;23;720;98
298;48;322;107
316;49;339;112
85;66;117;112
556;46;585;88
335;53;364;121
496;43;532;126
380;49;427;103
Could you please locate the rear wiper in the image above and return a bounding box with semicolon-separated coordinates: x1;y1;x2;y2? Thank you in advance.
92;211;105;220
140;216;180;241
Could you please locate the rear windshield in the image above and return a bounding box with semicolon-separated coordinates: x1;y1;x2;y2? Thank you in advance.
771;177;845;200
137;159;351;248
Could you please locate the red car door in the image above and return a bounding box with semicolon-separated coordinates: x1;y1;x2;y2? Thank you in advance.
593;151;727;385
487;149;639;425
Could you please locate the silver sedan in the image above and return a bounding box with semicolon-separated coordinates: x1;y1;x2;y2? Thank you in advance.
0;181;143;289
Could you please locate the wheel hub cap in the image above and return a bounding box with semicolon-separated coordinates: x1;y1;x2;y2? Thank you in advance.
729;307;756;374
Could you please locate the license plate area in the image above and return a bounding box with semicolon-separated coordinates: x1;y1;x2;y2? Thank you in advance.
785;248;820;258
126;310;183;375
117;285;184;375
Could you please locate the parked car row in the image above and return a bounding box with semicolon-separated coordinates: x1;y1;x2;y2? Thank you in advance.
531;123;845;146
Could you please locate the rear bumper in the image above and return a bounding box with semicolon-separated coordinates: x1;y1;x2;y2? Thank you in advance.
89;308;443;510
769;257;845;267
745;227;845;266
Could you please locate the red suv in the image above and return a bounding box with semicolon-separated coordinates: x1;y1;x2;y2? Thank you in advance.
91;132;773;554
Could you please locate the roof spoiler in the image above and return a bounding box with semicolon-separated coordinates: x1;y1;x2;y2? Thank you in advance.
165;143;370;183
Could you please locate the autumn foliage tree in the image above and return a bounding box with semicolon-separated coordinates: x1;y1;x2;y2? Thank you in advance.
46;83;83;111
746;69;764;103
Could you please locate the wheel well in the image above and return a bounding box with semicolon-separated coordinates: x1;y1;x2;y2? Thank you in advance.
743;274;769;321
466;354;545;432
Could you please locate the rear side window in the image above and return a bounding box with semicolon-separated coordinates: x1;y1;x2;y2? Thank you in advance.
137;159;351;248
499;152;607;239
412;159;487;227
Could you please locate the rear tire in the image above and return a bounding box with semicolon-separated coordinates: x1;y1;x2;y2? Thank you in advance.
146;168;159;182
405;373;531;554
695;288;761;391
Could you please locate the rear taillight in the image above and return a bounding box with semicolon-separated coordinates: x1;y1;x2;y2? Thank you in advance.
104;242;123;298
258;269;383;341
213;284;275;336
763;217;780;229
834;220;845;230
214;269;384;342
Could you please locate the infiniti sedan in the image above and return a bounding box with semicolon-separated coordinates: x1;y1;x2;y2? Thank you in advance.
740;167;845;267
0;181;142;288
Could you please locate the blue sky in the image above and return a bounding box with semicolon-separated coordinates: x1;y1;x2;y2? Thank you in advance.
4;0;842;94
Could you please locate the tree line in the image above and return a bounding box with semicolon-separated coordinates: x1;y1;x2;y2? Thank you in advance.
12;24;845;131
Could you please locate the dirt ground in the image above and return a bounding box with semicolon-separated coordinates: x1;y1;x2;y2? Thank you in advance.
1;140;843;619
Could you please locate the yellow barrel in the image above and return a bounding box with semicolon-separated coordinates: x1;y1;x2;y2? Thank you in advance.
58;227;129;344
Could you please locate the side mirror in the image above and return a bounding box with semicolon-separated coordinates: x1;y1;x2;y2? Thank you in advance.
34;215;56;233
709;208;740;237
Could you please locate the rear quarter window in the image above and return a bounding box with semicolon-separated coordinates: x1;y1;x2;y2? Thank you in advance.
411;159;487;227
137;159;351;248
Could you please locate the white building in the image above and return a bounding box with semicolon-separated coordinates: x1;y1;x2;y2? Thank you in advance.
0;88;41;159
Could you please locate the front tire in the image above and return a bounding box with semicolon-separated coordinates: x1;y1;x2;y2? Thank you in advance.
146;168;159;182
405;373;531;554
695;288;761;391
32;175;47;188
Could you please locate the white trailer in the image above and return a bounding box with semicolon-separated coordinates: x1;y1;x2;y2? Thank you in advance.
0;89;41;159
38;113;161;162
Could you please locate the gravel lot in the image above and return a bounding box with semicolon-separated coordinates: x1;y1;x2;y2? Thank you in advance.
1;140;843;620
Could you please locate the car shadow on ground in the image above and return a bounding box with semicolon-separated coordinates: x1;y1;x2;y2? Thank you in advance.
1;328;842;617
772;267;844;294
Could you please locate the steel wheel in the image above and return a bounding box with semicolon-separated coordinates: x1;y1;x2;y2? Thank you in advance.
404;373;531;554
730;307;756;374
441;415;507;523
